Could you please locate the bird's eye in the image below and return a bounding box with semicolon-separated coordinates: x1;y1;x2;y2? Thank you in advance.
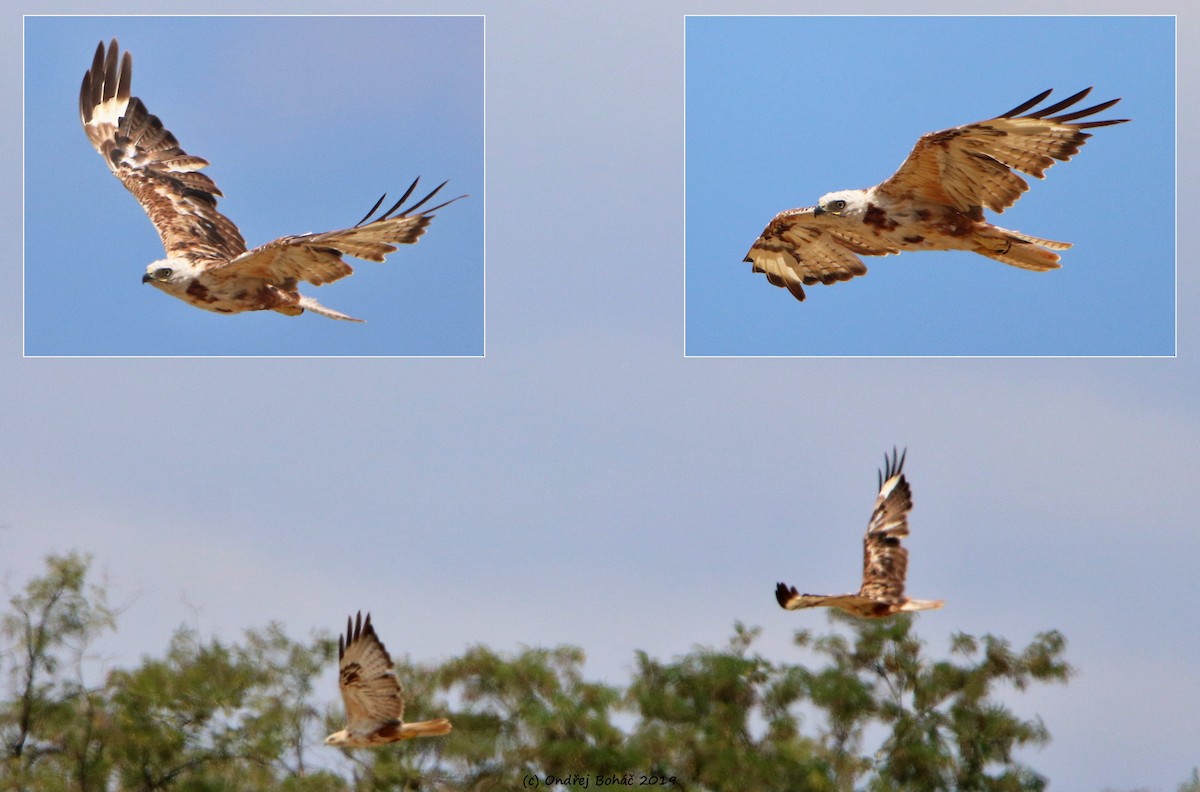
154;267;173;279
829;199;847;212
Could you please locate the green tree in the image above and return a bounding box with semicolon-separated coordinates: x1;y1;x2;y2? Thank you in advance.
428;645;629;790
623;616;1073;792
105;624;348;791
627;623;835;792
794;613;1072;791
1;552;1088;791
0;552;117;790
105;626;259;789
237;622;338;782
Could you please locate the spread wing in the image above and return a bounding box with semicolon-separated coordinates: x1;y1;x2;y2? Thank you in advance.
80;39;246;264
876;88;1129;215
743;206;895;301
776;585;862;612
338;612;405;731
208;180;463;287
859;447;913;601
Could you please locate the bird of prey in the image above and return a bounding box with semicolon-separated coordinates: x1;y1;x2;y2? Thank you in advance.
325;612;452;748
80;39;462;322
775;449;944;618
744;89;1128;301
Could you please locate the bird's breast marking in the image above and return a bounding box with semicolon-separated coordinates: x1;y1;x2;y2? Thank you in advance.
863;203;899;232
185;281;217;303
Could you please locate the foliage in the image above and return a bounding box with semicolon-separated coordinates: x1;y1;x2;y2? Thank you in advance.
801;612;1071;791
1;552;117;790
626;623;835;791
431;644;629;788
0;553;1150;791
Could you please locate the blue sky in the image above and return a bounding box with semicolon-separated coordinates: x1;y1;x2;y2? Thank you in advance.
687;16;1175;356
4;7;1199;791
24;16;484;356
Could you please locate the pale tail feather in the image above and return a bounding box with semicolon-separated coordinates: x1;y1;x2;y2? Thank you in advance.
294;295;365;323
1007;230;1072;250
399;719;453;739
974;228;1067;272
899;598;945;613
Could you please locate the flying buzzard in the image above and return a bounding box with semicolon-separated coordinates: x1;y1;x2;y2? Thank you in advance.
80;39;462;322
745;89;1129;301
325;612;452;748
775;449;944;618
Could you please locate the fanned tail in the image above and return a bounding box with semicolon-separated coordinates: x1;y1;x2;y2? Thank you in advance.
973;227;1069;272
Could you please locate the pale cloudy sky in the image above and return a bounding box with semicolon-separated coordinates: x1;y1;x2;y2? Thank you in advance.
6;3;1197;790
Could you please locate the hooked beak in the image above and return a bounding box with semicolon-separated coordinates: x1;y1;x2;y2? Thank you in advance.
142;272;154;284
813;205;825;216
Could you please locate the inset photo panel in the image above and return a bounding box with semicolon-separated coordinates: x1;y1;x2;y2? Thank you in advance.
25;15;484;357
686;15;1174;357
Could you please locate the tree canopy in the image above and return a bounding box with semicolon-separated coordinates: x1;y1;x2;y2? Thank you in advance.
1;553;1182;791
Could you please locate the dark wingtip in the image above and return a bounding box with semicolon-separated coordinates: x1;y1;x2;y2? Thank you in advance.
353;194;388;228
1033;87;1093;117
354;178;462;227
879;446;907;486
340;612;358;661
775;582;796;609
422;193;468;216
1002;87;1128;128
1000;88;1053;118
